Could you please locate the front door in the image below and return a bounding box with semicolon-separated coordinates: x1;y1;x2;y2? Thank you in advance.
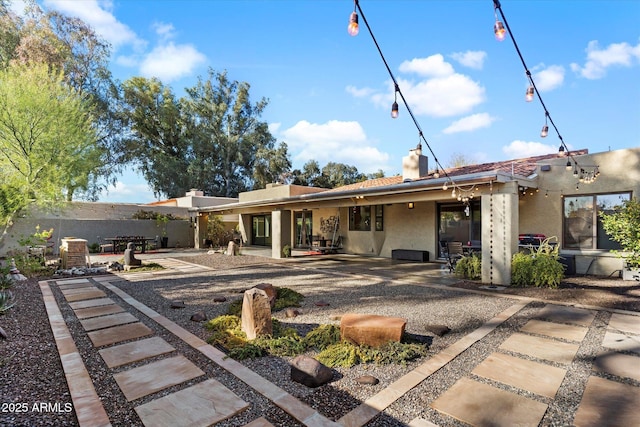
294;211;313;248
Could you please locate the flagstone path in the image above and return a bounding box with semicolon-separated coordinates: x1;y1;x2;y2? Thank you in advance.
39;257;640;426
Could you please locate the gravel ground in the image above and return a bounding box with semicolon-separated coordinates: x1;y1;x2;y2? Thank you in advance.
1;252;638;426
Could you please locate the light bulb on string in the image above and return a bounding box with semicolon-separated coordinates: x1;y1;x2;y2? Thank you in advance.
566;160;572;170
525;85;534;102
391;85;399;118
433;168;440;179
442;182;448;191
558;144;565;154
348;11;359;36
494;19;506;41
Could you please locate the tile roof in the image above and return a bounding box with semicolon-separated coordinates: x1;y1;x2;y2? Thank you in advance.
327;149;588;193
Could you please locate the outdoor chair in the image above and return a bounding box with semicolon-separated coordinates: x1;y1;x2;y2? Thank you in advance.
445;241;464;273
98;237;114;253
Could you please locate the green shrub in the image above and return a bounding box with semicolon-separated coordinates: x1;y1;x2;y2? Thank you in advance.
454;253;482;279
274;287;304;311
303;324;341;350
0;290;15;314
511;237;563;288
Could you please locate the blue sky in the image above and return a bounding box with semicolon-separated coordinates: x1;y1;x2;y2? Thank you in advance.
11;0;640;203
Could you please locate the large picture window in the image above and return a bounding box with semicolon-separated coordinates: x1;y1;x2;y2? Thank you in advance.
349;206;371;231
563;192;631;249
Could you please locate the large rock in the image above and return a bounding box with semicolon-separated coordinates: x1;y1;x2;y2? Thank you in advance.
241;288;272;340
290;355;333;388
340;313;407;347
226;241;238;256
254;283;276;308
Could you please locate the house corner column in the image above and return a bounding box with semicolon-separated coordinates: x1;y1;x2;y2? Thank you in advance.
271;210;292;259
481;183;519;285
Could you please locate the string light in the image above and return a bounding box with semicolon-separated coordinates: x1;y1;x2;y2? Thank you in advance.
493;3;506;41
540;112;549;137
348;3;359;36
525;85;534;102
492;0;599;185
391;84;399;118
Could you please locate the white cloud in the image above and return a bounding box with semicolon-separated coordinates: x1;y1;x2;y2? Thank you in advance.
399;54;454;77
43;0;142;50
570;40;640;79
532;65;565;92
140;42;206;82
450;50;487;70
100;181;156;203
152;21;176;42
502;140;558;158
442;113;496;134
279;120;390;173
268;122;281;134
345;85;375;98
395;74;485;118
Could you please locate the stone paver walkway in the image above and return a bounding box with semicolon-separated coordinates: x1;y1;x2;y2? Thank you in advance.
39;256;640;426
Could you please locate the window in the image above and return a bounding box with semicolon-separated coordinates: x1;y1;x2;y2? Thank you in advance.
374;205;384;231
563;192;631;249
349;206;371;231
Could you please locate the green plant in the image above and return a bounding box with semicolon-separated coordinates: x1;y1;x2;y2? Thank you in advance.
303;324;341;350
511;237;564;288
599;197;640;269
0;289;16;314
88;242;100;253
206;215;233;247
273;287;304;311
282;244;291;258
0;266;13;290
454;253;481;279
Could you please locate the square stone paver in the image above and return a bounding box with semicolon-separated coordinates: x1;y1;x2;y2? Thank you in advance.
69;297;115;310
573;375;640;427
520;319;589;342
593;351;640;382
602;331;640;355
56;278;91;285
536;304;596;327
62;288;107;302
99;336;175;368
113;355;204;401
80;312;139;332
87;322;153;347
134;378;249;426
74;304;124;320
500;332;580;364
431;377;548;427
58;282;94;290
472;352;567;398
608;313;640;335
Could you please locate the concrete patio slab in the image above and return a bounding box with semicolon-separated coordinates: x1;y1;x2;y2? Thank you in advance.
113;355;204;401
593;351;640;382
56;278;92;285
608;313;640;335
243;417;276;427
408;418;439;427
472;352;567;398
74;304;124;319
134;378;249;427
80;312;138;332
87;322;153;347
573;375;640;427
499;332;580;364
536;304;596;327
601;331;640;355
520;319;589;342
430;377;548;427
69;297;115;310
99;336;175;368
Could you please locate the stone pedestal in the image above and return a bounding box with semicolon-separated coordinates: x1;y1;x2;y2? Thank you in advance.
241;288;272;340
60;238;89;269
340;313;407;347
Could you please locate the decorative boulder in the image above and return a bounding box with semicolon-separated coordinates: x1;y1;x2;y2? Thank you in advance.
290;355;333;388
241;288;272;340
190;311;207;322
340;313;407;347
226;241;238;256
254;283;276;307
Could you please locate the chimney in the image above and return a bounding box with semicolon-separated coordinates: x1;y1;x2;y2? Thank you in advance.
186;189;204;196
402;145;428;181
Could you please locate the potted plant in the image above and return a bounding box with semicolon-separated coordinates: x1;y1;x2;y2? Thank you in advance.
599;197;640;280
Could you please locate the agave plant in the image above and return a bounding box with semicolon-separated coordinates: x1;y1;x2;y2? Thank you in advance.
0;290;16;313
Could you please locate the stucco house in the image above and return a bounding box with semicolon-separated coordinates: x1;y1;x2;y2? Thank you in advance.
192;146;639;285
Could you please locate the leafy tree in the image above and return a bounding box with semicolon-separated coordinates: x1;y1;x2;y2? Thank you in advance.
253;141;292;189
367;169;386;180
1;0;125;199
0;63;100;238
121;69;281;198
120;77;191;198
447;152;476;168
321;162;366;188
600;198;640;268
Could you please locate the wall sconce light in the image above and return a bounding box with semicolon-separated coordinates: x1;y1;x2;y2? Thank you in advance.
408;202;414;209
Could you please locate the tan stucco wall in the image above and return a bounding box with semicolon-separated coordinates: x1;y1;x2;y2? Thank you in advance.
519;147;640;275
239;183;325;203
